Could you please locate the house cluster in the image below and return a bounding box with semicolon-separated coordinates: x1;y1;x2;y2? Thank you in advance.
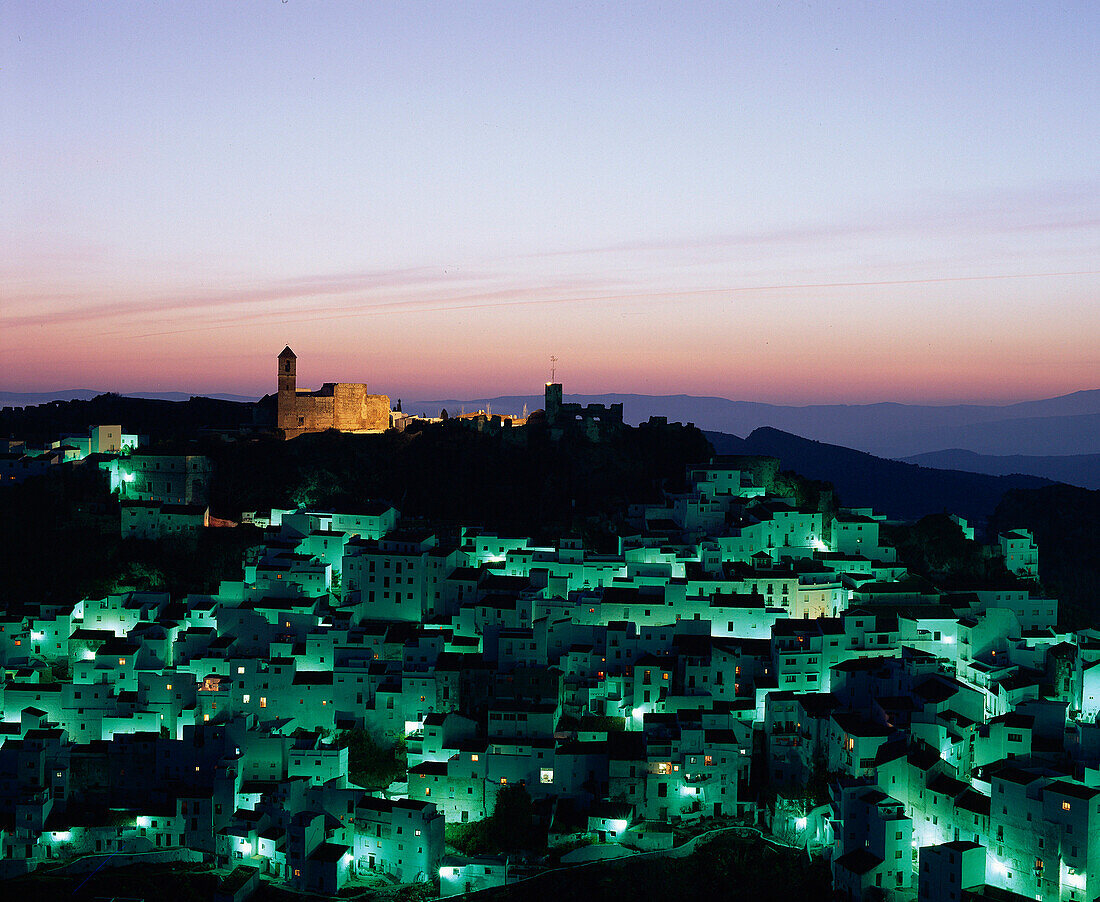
2;421;218;541
2;447;1093;902
1;424;139;485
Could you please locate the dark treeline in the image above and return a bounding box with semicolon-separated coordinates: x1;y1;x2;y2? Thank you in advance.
208;419;716;539
989;483;1100;630
0;393;270;445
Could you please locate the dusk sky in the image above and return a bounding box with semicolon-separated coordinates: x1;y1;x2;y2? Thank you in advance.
3;2;1098;404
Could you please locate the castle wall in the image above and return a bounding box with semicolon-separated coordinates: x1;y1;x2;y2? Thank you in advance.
283;387;390;437
332;384;390;432
298;394;335;432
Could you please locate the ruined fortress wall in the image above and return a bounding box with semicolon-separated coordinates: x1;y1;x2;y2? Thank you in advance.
332;384;390;432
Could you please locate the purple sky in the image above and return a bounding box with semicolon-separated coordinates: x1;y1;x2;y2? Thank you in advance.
3;2;1098;403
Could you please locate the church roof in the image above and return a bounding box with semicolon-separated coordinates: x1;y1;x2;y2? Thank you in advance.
279;345;296;358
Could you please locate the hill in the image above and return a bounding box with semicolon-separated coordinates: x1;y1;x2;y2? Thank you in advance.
705;427;1054;523
208;418;713;538
902;448;1100;490
0;393;266;444
989;483;1100;629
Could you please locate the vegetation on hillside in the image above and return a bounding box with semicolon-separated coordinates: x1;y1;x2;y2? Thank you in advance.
339;729;407;790
0;467;262;612
446;785;546;856
476;830;830;902
882;514;1014;588
989;484;1100;630
206;418;715;536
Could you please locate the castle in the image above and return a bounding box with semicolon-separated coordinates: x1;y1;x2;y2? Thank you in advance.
277;346;391;439
542;382;623;440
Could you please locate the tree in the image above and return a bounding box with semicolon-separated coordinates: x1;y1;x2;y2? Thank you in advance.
339;729;406;789
447;784;545;855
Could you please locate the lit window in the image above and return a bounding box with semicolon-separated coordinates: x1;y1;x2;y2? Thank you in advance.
1063;801;1072;811
237;666;245;674
166;683;172;690
415;829;421;836
471;754;479;762
663;673;669;680
293;868;301;877
500;778;507;785
203;714;210;722
425;788;431;796
243;694;250;704
260;697;267;708
119;658;126;665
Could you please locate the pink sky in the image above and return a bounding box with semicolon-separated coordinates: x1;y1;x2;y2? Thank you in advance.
3;3;1098;405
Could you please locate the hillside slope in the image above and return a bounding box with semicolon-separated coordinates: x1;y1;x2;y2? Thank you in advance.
705;427;1053;522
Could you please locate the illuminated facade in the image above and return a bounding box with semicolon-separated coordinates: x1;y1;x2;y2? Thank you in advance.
277;346;391;439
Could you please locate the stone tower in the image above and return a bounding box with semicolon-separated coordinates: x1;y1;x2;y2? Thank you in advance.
278;345;297;431
544;382;563;425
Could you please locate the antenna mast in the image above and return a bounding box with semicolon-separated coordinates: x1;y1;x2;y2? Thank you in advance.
550;355;558;383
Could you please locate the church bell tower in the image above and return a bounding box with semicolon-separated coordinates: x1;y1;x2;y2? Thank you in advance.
278;345;297;431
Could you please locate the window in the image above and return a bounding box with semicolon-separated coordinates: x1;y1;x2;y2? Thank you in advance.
1063;801;1072;811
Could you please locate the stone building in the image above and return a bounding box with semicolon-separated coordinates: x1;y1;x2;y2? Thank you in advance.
277;346;391;439
543;382;622;441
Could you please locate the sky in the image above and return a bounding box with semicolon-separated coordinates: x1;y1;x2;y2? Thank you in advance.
2;1;1099;405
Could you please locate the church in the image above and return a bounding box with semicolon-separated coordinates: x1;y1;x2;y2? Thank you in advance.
277;346;392;439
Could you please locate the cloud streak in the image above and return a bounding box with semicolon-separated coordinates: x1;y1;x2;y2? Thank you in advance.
110;267;1100;341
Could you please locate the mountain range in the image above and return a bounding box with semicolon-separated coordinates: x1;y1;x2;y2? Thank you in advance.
706;427;1054;523
0;389;259;407
902;449;1100;491
404;388;1100;458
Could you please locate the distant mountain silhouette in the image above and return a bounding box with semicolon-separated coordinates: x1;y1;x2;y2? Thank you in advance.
406;388;1100;458
704;427;1054;523
0;389;259;407
903;448;1100;491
